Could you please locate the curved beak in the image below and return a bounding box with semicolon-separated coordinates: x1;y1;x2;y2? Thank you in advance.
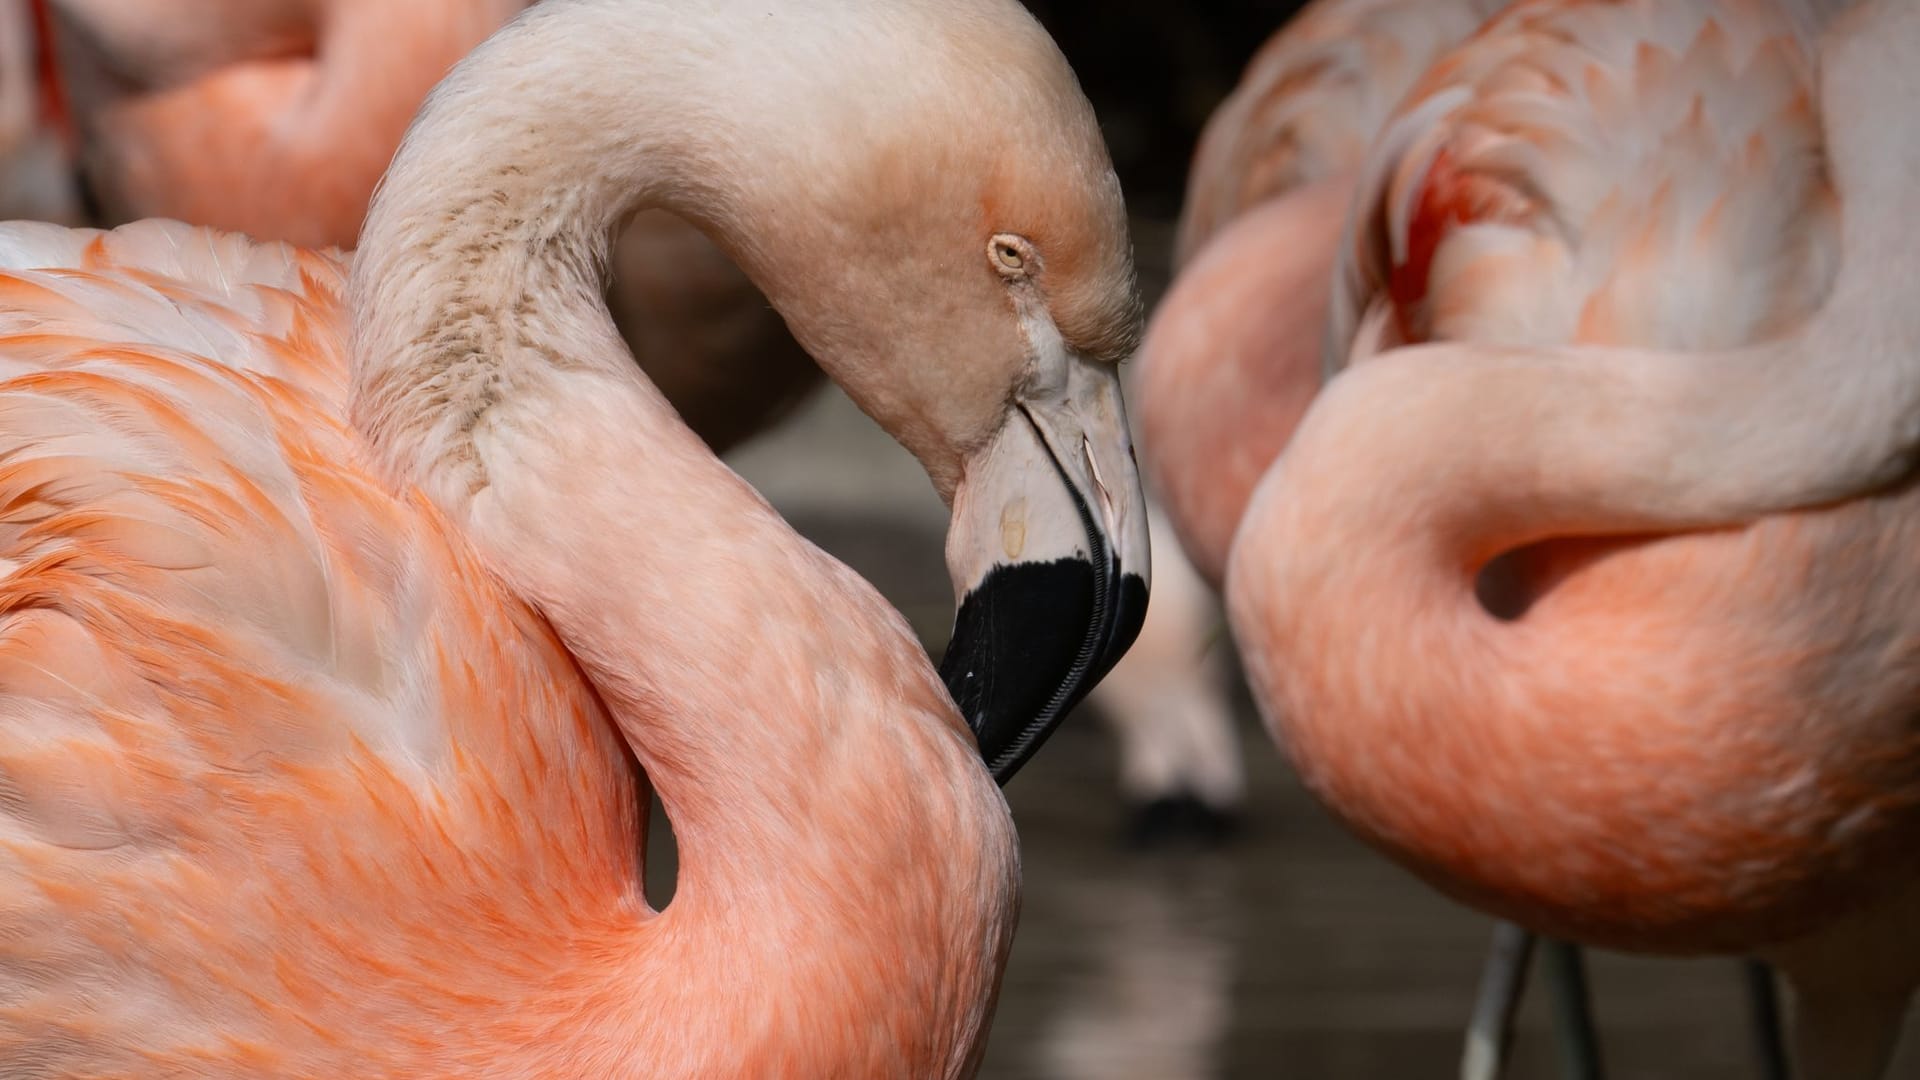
939;346;1151;784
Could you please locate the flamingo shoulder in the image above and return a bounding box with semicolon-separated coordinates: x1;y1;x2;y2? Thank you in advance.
0;219;638;1071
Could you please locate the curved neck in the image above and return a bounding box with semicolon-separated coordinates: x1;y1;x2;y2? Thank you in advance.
344;1;1015;1066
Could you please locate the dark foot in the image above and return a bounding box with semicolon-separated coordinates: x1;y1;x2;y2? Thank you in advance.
1122;792;1243;849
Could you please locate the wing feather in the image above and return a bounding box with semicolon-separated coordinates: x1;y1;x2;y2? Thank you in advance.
0;221;637;1073
1331;0;1834;359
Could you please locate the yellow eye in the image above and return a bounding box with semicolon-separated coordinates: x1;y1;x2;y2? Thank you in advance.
989;234;1033;278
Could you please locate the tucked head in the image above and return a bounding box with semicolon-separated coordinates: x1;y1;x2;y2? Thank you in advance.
678;0;1151;779
702;0;1141;488
353;0;1152;782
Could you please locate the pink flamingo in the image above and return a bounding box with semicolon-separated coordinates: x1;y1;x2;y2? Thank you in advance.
40;0;525;248
1232;0;1920;1076
0;0;1151;1072
37;0;1235;831
1141;2;1624;1072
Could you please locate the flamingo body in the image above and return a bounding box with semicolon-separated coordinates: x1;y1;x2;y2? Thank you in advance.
1174;0;1506;266
1230;0;1919;1069
1282;0;1905;951
0;222;673;1073
46;0;527;250
0;221;1020;1076
1143;0;1507;588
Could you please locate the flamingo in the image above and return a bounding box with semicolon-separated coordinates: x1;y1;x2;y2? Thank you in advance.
0;0;1154;1071
30;0;1243;837
1227;0;1920;1076
39;0;526;250
1138;2;1628;1072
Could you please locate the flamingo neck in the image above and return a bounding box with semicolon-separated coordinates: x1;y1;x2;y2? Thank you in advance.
344;1;1015;1066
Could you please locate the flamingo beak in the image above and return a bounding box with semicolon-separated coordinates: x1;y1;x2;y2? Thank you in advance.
939;347;1150;784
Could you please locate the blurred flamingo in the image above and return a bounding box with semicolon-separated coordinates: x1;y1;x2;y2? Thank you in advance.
1231;0;1920;1076
1087;506;1244;843
1145;0;1505;589
1139;2;1624;1074
33;0;821;455
0;0;80;221
0;0;1155;1072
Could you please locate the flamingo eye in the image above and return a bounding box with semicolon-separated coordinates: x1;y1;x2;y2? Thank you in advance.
989;234;1035;279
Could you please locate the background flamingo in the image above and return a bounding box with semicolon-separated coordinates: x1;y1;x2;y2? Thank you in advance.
1232;0;1920;1076
32;0;821;456
0;0;78;221
0;0;1153;1071
1144;0;1505;591
1136;2;1631;1074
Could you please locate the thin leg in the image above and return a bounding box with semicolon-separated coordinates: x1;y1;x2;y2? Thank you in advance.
1744;959;1791;1080
1541;939;1604;1080
1461;921;1536;1080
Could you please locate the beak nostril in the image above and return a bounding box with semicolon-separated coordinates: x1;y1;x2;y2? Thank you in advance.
1083;435;1117;529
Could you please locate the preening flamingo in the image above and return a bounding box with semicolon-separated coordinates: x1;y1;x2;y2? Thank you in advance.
0;0;1153;1071
40;0;523;249
1231;0;1920;1076
1139;2;1625;1072
34;0;1244;831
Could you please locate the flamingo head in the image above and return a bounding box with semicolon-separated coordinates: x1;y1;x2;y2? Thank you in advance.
722;0;1153;782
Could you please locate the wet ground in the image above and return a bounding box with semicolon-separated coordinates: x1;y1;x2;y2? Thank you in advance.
650;219;1919;1078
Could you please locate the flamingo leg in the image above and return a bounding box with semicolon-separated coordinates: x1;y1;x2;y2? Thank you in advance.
1743;959;1791;1080
1541;939;1604;1080
1461;921;1536;1080
1460;926;1607;1080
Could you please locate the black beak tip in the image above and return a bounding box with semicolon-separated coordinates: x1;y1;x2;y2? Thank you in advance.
937;560;1150;787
